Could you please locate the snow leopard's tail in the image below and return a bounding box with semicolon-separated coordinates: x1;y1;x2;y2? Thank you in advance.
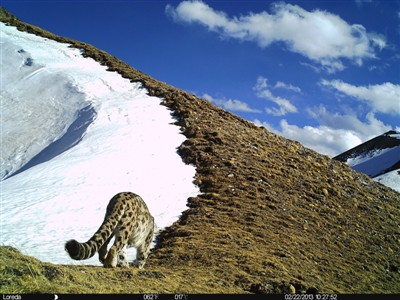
65;238;101;261
65;192;131;261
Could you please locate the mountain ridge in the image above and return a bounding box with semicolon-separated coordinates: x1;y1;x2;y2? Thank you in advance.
1;7;399;294
334;130;400;191
334;130;400;164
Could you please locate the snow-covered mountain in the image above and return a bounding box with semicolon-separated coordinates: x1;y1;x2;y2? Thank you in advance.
0;22;200;265
333;130;400;192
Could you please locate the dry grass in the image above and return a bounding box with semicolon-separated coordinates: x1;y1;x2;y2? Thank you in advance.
0;246;242;294
1;7;400;294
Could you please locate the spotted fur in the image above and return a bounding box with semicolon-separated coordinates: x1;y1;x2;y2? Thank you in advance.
65;192;154;268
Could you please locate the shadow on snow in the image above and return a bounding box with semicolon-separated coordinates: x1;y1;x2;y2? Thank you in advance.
6;104;97;180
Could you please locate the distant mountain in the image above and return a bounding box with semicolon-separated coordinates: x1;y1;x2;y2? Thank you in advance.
333;130;400;192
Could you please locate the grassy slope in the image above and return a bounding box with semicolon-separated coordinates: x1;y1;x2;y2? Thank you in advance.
1;7;399;294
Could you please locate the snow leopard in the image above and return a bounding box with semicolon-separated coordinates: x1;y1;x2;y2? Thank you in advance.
65;192;154;268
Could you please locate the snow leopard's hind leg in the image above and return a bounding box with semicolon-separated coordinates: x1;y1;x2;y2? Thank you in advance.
98;232;115;265
135;220;154;269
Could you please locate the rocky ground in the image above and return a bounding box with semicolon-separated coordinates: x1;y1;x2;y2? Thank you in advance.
1;7;399;294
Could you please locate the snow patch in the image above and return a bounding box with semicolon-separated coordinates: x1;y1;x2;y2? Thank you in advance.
374;169;400;193
388;133;400;139
346;146;400;178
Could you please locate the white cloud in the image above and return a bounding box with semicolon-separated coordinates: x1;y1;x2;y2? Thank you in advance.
367;32;387;51
254;118;363;156
265;97;298;116
299;61;322;73
254;76;298;116
321;80;400;115
203;93;261;113
254;76;268;90
254;105;393;157
307;105;392;137
300;59;347;74
166;1;387;73
274;81;302;93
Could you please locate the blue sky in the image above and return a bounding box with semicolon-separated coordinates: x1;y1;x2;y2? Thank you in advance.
2;0;399;156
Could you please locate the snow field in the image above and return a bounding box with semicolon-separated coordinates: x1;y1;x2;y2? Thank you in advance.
0;23;200;265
